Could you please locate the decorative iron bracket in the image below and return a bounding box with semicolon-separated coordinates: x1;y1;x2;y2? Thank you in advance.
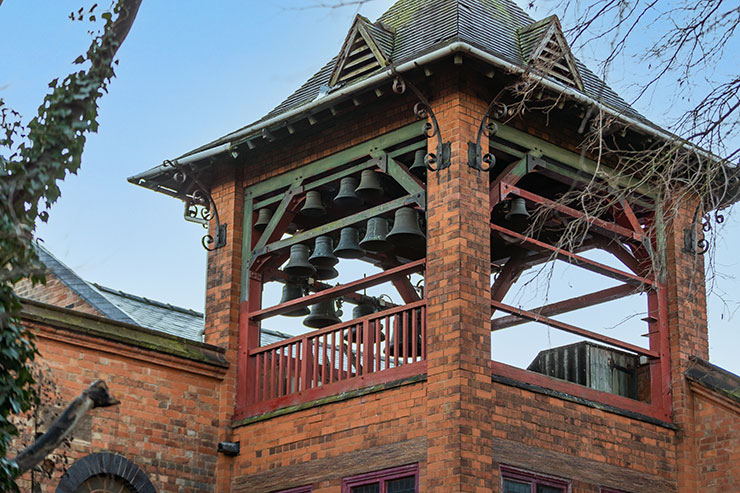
390;67;451;171
166;159;227;251
467;99;508;171
683;207;723;255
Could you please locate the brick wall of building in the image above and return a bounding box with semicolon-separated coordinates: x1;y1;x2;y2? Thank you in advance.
15;274;101;316
230;380;426;492
14;308;226;493
691;389;740;491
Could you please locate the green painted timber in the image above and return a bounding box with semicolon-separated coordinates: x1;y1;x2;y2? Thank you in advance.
244;121;426;200
242;196;254;300
232;373;426;427
253;186;300;253
252;157;383;210
493;121;656;198
388;157;425;197
387;140;426;159
253;193;424;259
21;299;228;368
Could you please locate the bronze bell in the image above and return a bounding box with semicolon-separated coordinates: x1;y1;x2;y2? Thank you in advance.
387;208;425;248
314;265;339;280
254;208;272;231
279;283;310;317
505;197;530;222
354;169;383;202
303;299;342;328
284;244;316;277
359;217;393;253
301;190;326;217
334;176;362;208
309;236;339;268
333;227;365;259
408;149;427;178
345;304;386;344
388;313;423;357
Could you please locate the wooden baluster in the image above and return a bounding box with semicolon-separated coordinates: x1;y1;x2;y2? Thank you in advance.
421;305;426;359
393;314;400;367
403;311;409;361
300;336;310;391
362;318;371;375
286;344;293;394
270;349;277;399
278;347;285;397
385;315;395;369
411;308;419;361
329;331;336;384
312;336;319;388
375;317;381;372
355;324;362;376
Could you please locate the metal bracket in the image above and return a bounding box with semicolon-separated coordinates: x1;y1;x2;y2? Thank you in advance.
467;100;508;171
683;207;723;255
390;66;451;172
166;159;227;251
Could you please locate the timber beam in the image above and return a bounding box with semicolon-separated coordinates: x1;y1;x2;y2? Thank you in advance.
249;259;425;321
490;223;654;286
490;299;657;358
491;283;641;331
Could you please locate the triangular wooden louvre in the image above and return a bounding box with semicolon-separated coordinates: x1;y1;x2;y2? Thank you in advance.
329;15;392;87
518;15;584;91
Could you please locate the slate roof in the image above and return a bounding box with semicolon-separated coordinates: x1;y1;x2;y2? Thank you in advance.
685;356;740;406
168;0;644;163
34;244;289;345
262;0;642;124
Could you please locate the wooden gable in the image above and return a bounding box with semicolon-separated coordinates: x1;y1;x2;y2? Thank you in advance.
518;15;584;91
329;15;392;87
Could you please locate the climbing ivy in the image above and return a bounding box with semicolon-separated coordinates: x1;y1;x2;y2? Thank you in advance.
0;1;140;490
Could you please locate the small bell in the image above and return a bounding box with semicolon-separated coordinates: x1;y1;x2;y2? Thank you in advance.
359;217;393;253
387;208;426;248
334;176;362;208
408;150;427;178
283;244;316;277
303;299;342;328
505;197;530;222
309;236;339;268
279;283;310;317
301;190;326;217
345;303;384;344
333;227;365;259
314;265;339;280
254;208;272;231
354;169;383;202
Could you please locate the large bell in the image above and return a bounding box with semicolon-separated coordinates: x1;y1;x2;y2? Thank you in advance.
301;190;326;217
283;244;316;277
314;265;339;280
354;170;383;202
279;283;310;317
334;176;362;208
388;313;423;357
309;236;339;268
408;150;427;178
333;227;365;259
387;208;425;248
505;197;530;222
345;303;385;344
359;217;393;253
303;299;341;328
254;208;272;231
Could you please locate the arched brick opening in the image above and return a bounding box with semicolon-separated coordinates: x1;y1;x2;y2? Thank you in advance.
56;452;155;493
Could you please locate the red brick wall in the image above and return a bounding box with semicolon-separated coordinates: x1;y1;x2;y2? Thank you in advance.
15;274;101;316
692;390;740;491
231;381;427;492
15;318;225;493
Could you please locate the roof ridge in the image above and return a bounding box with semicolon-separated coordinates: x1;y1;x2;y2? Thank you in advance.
33;243;139;326
92;283;204;318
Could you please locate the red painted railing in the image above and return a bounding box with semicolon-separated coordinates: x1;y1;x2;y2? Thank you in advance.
244;301;426;416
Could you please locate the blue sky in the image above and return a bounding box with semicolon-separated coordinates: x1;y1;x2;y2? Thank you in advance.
2;0;739;374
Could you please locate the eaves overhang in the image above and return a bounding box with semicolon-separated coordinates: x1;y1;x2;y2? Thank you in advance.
128;40;694;200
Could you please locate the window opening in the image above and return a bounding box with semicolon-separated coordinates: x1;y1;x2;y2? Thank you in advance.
342;464;419;493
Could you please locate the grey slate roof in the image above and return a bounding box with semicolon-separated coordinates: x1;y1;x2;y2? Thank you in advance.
34;244;289;345
262;0;643;124
685;356;740;406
